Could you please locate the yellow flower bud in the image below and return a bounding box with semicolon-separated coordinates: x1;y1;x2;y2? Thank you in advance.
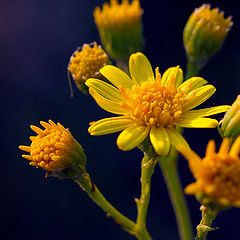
93;0;144;60
184;4;233;60
179;137;240;209
19;120;86;178
68;42;110;93
219;95;240;142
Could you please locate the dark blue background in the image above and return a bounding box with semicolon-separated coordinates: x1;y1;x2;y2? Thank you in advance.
1;0;240;239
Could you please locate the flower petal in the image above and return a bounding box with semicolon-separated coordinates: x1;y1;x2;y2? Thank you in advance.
178;77;207;93
129;52;154;85
117;124;150;151
89;88;129;114
167;128;190;151
86;78;123;102
176;117;219;128
88;116;134;135
183;85;216;111
161;66;183;87
150;126;170;155
100;65;135;89
180;105;230;119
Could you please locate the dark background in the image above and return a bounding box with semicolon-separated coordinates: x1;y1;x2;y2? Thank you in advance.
1;0;240;239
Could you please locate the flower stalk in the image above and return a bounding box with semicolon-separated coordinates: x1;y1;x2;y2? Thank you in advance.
158;147;193;240
135;144;156;240
195;205;217;240
74;170;136;235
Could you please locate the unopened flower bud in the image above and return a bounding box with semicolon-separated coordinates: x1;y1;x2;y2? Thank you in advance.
93;0;144;60
219;95;240;142
183;4;233;77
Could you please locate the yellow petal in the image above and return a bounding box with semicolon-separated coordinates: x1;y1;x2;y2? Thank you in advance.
167;128;190;151
89;88;129;115
19;145;31;153
86;78;123;102
117;124;150;151
161;66;183;87
205;140;216;156
184;85;216;111
230;136;240;158
176;117;218;128
129;52;154;85
178;77;207;93
88;116;134;135
149;126;170;155
100;65;134;89
219;138;230;155
180;106;230;119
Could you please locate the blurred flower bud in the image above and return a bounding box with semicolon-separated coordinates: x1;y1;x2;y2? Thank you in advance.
68;42;110;94
19;120;87;178
219;95;240;142
93;0;144;61
183;4;233;77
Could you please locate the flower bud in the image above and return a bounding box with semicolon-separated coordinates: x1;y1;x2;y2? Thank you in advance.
93;0;144;60
68;42;110;93
183;4;233;75
219;95;240;142
19;120;87;178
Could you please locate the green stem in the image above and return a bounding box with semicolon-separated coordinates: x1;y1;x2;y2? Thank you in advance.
135;152;156;240
158;147;193;240
186;57;208;79
195;205;217;240
75;171;136;236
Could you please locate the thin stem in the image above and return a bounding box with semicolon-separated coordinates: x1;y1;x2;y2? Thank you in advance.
158;147;193;240
135;152;156;240
195;205;217;240
186;57;208;79
75;171;136;235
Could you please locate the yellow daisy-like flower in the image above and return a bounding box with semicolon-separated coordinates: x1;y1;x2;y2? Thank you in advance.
86;52;230;155
19;120;86;173
179;137;240;208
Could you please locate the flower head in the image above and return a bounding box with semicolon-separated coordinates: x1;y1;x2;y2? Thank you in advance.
93;0;144;60
19;120;86;176
68;42;110;93
183;4;233;60
86;52;229;155
179;137;240;208
219;95;240;142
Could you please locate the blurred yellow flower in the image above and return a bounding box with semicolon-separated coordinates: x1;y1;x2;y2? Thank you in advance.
94;0;143;60
86;52;229;155
180;137;240;208
19;120;86;173
68;42;109;93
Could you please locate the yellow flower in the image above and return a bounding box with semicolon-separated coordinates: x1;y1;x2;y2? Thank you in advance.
68;42;110;93
93;0;143;60
19;120;86;174
179;137;240;208
184;4;233;60
86;52;230;155
219;95;240;142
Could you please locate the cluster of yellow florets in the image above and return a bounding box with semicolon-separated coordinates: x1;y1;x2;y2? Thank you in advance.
19;120;86;173
68;42;109;89
182;137;240;208
94;0;142;28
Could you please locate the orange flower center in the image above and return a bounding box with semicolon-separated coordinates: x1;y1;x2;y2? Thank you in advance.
200;154;240;204
120;80;188;127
